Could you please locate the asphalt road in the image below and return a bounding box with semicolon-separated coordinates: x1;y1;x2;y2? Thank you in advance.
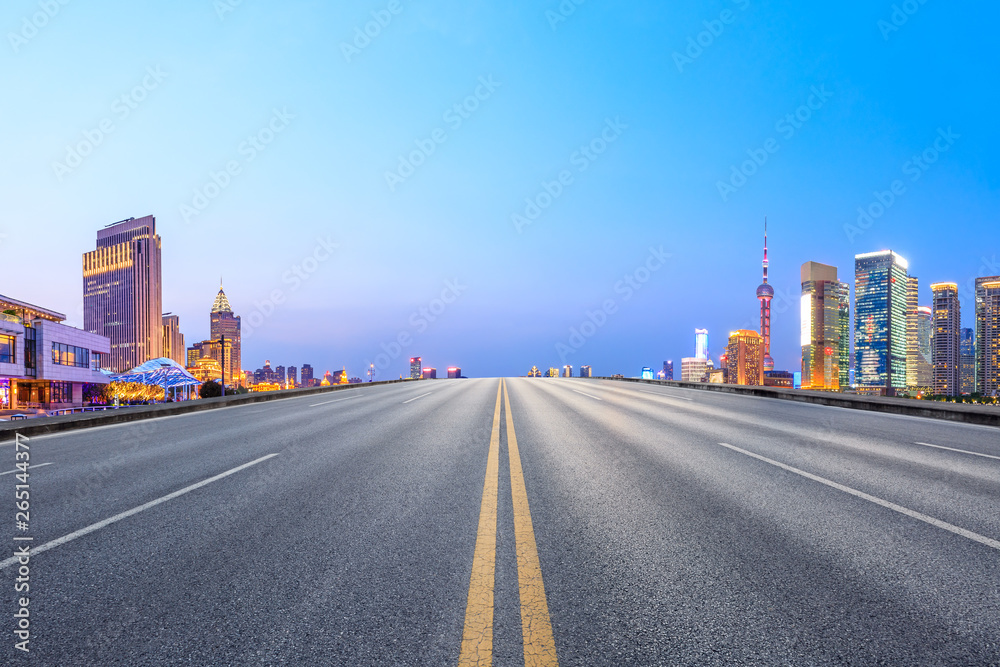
1;378;998;665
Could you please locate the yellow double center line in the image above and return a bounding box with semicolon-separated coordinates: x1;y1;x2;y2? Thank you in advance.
458;379;558;667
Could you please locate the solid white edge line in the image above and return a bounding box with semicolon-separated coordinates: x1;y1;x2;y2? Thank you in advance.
638;390;693;401
572;389;603;401
914;442;1000;462
0;462;54;476
717;442;1000;552
0;453;280;569
309;395;362;407
402;392;434;404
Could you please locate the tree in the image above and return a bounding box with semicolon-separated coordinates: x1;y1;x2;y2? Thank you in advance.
200;380;222;398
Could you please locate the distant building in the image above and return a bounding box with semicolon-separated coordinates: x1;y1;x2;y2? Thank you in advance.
0;294;111;410
854;250;909;395
695;329;709;361
545;367;559;378
83;215;162;372
680;357;707;383
915;306;933;389
975;277;1000;397
301;364;314;387
275;365;286;385
764;370;794;388
210;283;242;386
756;222;775;372
186;346;201;368
422;367;437;380
906;276;921;390
288;365;298;387
641;367;654;380
960;328;975;395
188;356;222;383
161;314;185;367
706;368;727;384
562;365;572;378
580;365;592;378
800;261;849;391
930;282;961;396
448;367;462;379
192;339;235;385
410;357;422;380
256;360;277;385
726;330;764;386
662;360;673;381
529;366;541;377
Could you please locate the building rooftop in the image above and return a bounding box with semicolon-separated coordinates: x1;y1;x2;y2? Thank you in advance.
0;294;65;323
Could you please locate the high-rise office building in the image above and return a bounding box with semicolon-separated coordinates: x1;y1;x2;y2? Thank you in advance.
930;283;961;396
275;365;286;385
960;328;975;395
448;367;462;379
410;357;422;380
975;276;1000;397
580;365;592;378
210;283;241;387
186;346;201;369
756;222;776;372
663;360;674;381
422;368;437;380
301;364;314;387
906;276;921;389
800;261;850;391
561;365;572;378
726;329;765;386
695;329;709;361
854;250;909;395
83;216;163;372
161;313;185;367
288;366;298;387
680;357;708;383
915;306;933;389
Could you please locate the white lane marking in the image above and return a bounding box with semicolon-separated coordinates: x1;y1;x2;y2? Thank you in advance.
0;462;54;476
309;395;362;407
717;442;1000;552
914;442;1000;462
638;390;693;401
0;453;280;570
572;389;603;401
403;392;434;404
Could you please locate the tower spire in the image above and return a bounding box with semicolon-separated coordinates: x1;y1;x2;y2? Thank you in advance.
762;217;768;283
756;217;775;372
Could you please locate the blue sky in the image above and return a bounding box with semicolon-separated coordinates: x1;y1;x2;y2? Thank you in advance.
2;0;997;379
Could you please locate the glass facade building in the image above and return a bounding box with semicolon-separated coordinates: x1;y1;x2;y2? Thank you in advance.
960;327;975;395
930;282;961;397
975;277;1000;397
726;330;764;386
800;261;850;391
854;251;909;395
210;285;242;387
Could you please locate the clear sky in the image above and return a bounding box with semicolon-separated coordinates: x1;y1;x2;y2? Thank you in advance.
2;0;997;379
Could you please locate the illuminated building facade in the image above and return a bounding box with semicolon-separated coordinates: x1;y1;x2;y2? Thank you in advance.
756;221;775;372
800;261;850;391
680;357;707;383
975;277;1000;397
726;329;764;386
288;366;298;387
905;276;921;389
641;367;654;380
695;329;709;361
188;356;222;383
301;364;314;386
83;216;163;372
854;250;909;395
562;365;572;378
930;282;961;396
422;367;437;379
580;365;592;378
545;368;559;378
410;357;422;380
210;284;241;386
161;314;185;367
662;360;673;381
960;328;975;395
915;307;933;389
448;367;462;379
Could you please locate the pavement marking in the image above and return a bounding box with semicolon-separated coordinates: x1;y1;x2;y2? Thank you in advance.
0;462;54;476
571;389;603;401
0;453;280;570
637;389;693;401
718;442;1000;552
503;380;559;667
403;392;434;404
914;442;1000;462
309;395;362;407
458;381;503;666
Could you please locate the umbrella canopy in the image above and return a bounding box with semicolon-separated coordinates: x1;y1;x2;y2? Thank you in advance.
110;358;202;388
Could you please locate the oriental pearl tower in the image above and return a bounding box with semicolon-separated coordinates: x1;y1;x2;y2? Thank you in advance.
757;219;775;372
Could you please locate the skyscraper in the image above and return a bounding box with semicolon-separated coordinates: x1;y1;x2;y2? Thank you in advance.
301;364;314;387
288;366;298;387
161;313;185;367
854;250;909;395
210;283;242;386
915;306;933;390
906;276;921;389
680;357;707;382
975;276;1000;397
83;216;163;372
800;261;849;391
695;329;709;361
275;365;286;385
662;360;673;381
410;357;422;380
580;365;592;378
960;328;975;395
930;282;961;397
726;329;764;386
756;221;775;372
